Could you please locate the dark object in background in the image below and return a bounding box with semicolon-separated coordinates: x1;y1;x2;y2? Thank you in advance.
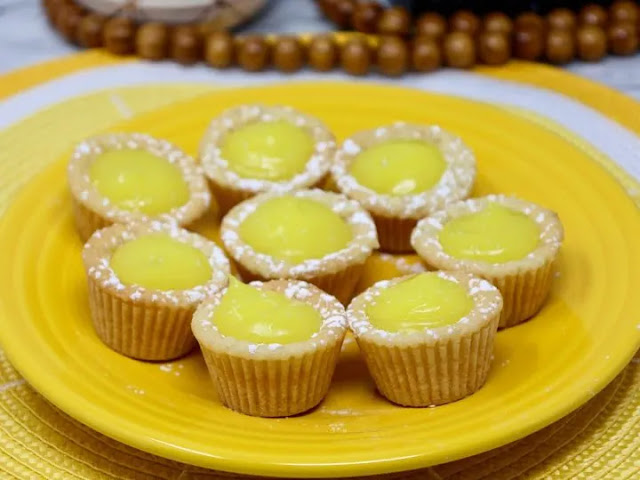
389;1;618;16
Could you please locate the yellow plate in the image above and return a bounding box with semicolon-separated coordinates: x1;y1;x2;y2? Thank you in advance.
1;83;639;478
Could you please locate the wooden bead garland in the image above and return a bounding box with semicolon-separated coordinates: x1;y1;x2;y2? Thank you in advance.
514;25;545;60
377;35;409;76
205;31;234;68
136;23;169;60
43;0;640;78
483;12;513;37
340;36;372;75
77;13;106;48
103;17;136;55
449;10;480;36
577;25;607;61
478;31;511;65
444;32;476;69
308;35;338;71
415;12;447;40
273;36;305;73
579;4;608;28
546;29;576;64
238;35;270;72
171;26;202;65
411;36;441;71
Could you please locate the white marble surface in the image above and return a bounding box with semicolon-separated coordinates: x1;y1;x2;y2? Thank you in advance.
0;0;639;99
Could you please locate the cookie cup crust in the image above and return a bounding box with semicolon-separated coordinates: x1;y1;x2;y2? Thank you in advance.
191;280;347;417
68;133;212;241
348;271;502;407
82;221;230;361
411;195;564;328
330;123;476;252
199;104;336;214
220;189;379;304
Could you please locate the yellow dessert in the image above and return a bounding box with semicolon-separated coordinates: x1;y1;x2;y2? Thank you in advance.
68;133;211;242
215;278;322;344
348;272;503;407
221;190;378;305
221;120;314;181
90;149;190;215
110;233;212;291
349;139;446;195
200;105;336;214
331;124;476;252
411;195;564;328
238;195;353;264
83;222;230;361
192;279;347;417
439;204;540;263
367;272;473;333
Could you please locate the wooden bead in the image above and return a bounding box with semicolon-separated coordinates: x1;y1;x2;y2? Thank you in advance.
43;0;64;23
325;0;354;28
478;31;510;65
411;35;441;72
513;25;544;60
77;13;106;48
443;31;475;68
610;1;639;25
546;29;575;64
547;8;577;31
205;31;234;68
579;4;608;28
238;36;270;71
483;12;513;36
317;0;337;16
48;0;70;26
377;7;411;36
607;22;639;55
317;0;337;15
103;17;136;55
273;36;305;73
515;12;546;32
415;12;447;40
171;26;202;64
576;25;607;61
57;6;84;42
340;37;372;75
135;23;169;60
351;1;382;33
308;35;338;71
377;35;409;76
449;10;480;36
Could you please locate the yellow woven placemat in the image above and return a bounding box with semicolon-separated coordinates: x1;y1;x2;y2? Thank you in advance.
0;77;639;479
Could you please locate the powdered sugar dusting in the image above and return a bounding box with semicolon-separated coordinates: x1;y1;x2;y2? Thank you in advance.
68;133;211;231
199;104;336;195
347;271;502;342
83;222;230;307
220;189;379;280
192;279;347;357
411;194;564;276
331;123;476;219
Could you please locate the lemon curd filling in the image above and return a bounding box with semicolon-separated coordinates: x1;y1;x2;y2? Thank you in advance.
110;233;212;290
221;120;314;181
367;273;473;333
214;278;322;344
238;196;353;264
349;139;446;196
89;149;190;215
439;203;541;263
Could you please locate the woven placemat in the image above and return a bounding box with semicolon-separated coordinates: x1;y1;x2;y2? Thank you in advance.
0;61;639;478
1;348;637;479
